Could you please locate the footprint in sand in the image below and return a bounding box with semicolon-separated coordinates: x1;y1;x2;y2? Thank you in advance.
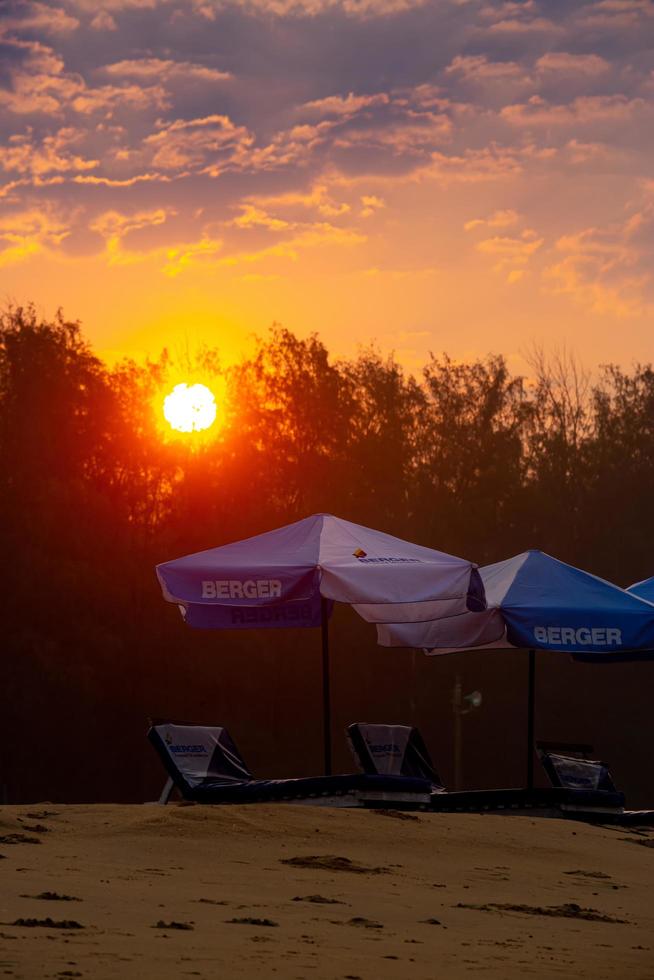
11;918;83;929
281;855;389;875
455;902;627;924
292;895;346;905
345;917;383;930
0;834;41;846
226;917;279;928
21;892;81;902
153;920;194;930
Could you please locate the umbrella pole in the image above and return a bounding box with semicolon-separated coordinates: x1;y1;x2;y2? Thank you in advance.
527;649;536;792
321;597;332;776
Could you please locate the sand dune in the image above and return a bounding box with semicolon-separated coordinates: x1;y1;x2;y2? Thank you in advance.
1;803;653;979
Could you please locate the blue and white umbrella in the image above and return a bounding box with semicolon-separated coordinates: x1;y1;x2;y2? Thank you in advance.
628;576;654;604
380;550;654;657
157;513;486;773
379;550;654;787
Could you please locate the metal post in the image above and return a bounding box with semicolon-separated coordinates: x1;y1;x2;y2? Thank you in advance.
453;674;463;790
320;597;332;776
527;649;535;792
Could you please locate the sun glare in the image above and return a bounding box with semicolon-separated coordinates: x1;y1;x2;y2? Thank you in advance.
163;382;217;433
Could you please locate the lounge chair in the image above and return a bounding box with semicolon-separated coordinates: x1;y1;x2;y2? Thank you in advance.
346;722;535;811
148;721;433;806
345;722;445;789
535;741;625;810
346;723;632;818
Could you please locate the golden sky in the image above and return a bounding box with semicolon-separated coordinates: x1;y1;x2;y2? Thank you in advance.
1;0;653;372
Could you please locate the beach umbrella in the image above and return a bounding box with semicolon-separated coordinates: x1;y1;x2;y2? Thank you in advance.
628;576;654;603
378;550;654;788
156;513;486;774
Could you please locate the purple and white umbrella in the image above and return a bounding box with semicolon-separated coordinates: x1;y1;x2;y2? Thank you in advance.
156;513;486;772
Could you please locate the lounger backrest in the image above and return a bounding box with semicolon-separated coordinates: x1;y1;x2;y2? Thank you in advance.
148;723;252;791
346;723;444;788
537;748;617;793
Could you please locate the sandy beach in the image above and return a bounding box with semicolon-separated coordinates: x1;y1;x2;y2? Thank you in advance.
1;803;653;980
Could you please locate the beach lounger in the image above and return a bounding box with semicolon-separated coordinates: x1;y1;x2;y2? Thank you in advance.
536;741;625;810
148;721;433;806
345;723;445;789
346;724;634;818
346;722;538;811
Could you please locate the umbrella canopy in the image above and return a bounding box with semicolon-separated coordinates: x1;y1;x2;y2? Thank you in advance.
378;549;654;791
628;576;654;604
156;513;485;774
379;550;654;657
157;513;485;630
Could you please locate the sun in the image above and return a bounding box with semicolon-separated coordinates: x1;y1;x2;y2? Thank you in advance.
163;382;217;433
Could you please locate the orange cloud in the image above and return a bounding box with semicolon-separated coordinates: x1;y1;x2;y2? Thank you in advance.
535;52;611;76
103;57;231;82
2;2;79;35
544;206;654;316
143;114;253;173
360;194;385;217
0;128;98;176
501;94;646;127
0;207;69;267
464;209;520;231
475;229;544;282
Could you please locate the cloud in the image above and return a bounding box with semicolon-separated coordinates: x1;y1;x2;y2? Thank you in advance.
163;236;224;275
475;228;544;282
464;209;520;231
102;57;231;82
544;205;654;316
245;183;351;218
300;92;391;118
164;219;366;275
360;194;385;216
0;206;69;266
71;172;170;187
0;128;98;176
90;207;174;263
190;0;430;16
483;16;564;36
1;2;79;35
0;38;83;114
575;0;654;31
501;94;646;127
229;204;291;230
535;52;611;77
143;114;253;174
252;86;458;178
89;11;118;30
70;83;169;115
0;36;168;116
421;145;526;184
445;54;530;85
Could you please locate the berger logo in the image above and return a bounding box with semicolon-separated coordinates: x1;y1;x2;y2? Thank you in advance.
353;548;367;558
169;743;208;756
534;626;622;647
369;742;401;756
201;579;282;600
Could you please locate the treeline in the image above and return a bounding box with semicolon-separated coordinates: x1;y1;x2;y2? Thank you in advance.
2;304;654;804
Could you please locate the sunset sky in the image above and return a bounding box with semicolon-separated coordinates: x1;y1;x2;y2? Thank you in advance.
1;0;653;371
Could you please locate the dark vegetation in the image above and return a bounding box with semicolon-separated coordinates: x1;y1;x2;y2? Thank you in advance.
2;304;654;805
